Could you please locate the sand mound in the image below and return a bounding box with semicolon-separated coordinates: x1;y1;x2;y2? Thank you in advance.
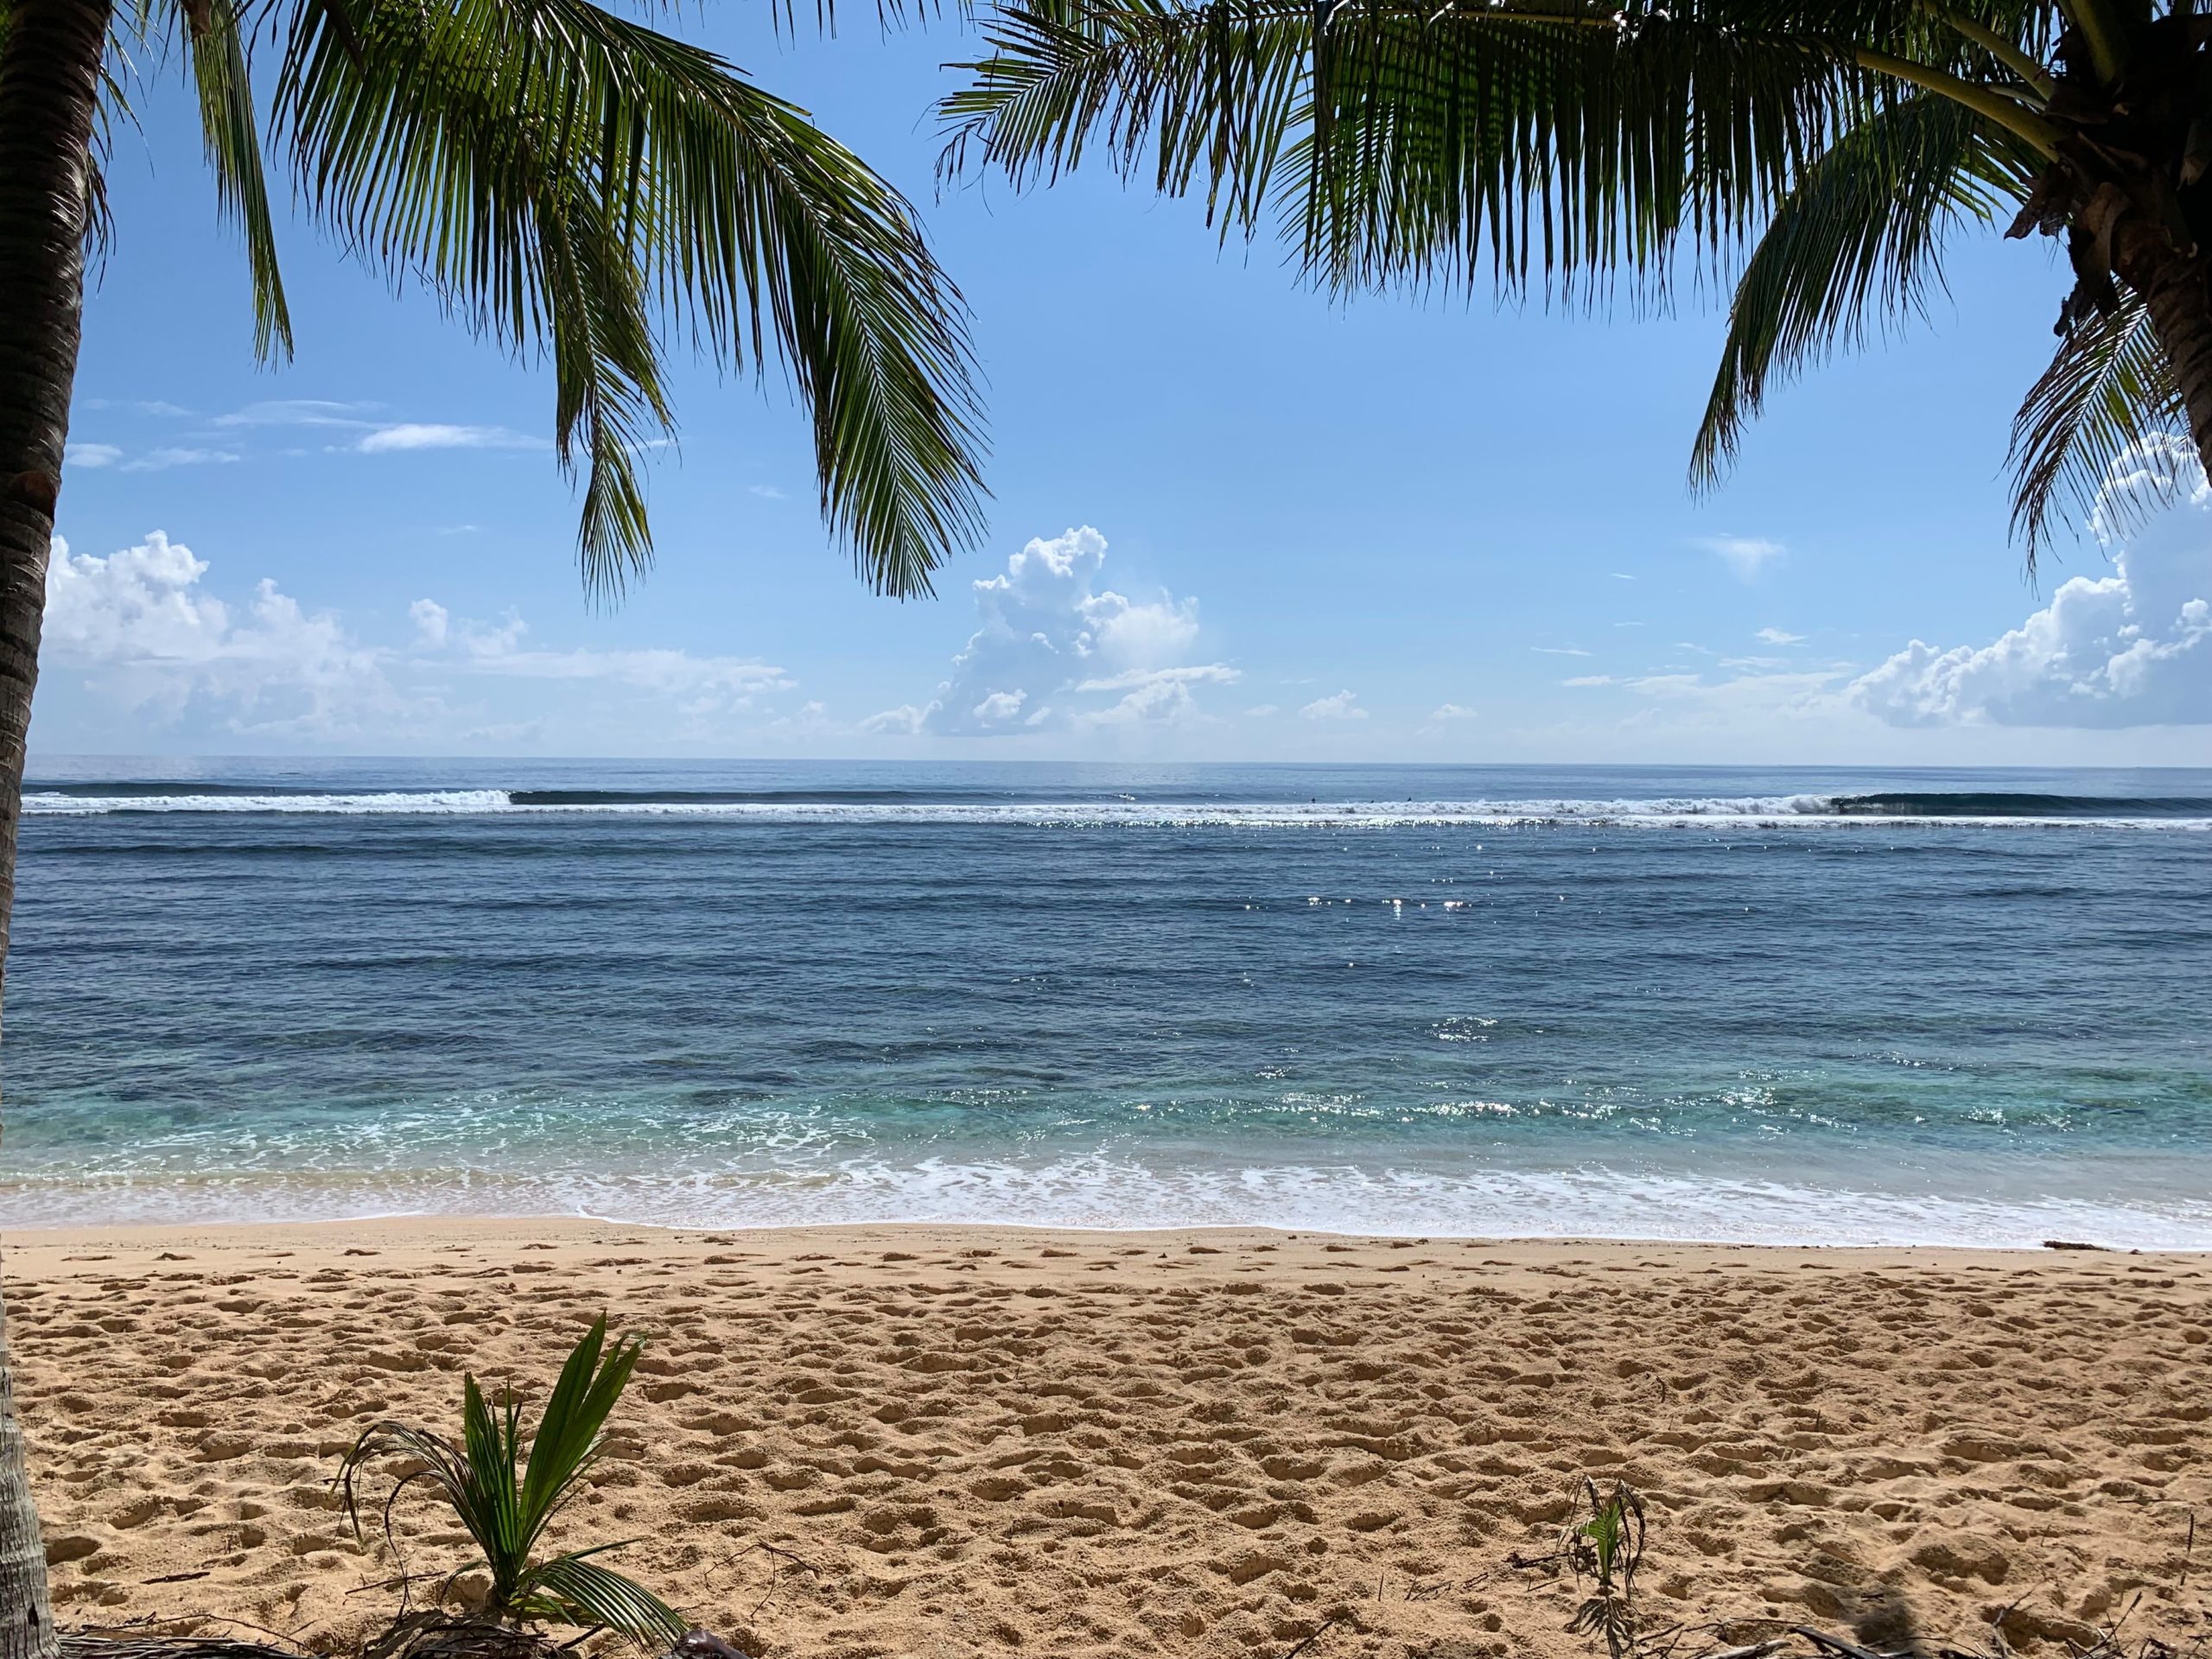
9;1222;2209;1659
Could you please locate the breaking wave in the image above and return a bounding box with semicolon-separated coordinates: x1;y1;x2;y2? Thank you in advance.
22;783;2212;828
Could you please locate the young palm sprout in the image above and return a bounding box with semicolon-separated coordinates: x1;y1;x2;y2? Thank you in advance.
337;1316;686;1649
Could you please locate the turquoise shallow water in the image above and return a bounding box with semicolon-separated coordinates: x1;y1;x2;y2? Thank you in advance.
4;759;2210;1245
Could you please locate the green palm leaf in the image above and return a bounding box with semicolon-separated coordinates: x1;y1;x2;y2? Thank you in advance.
520;1548;690;1647
66;0;995;600
334;1317;684;1643
944;1;1928;302
181;0;294;360
2008;289;2185;569
518;1315;642;1552
1692;88;2037;486
944;2;2132;565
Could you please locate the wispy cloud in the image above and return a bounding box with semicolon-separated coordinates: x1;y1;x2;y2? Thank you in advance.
1756;626;1806;645
747;484;788;500
1429;702;1477;721
65;442;122;469
1300;689;1366;721
1701;535;1784;581
1532;645;1593;658
356;423;546;454
123;448;240;473
1075;664;1240;693
215;399;380;429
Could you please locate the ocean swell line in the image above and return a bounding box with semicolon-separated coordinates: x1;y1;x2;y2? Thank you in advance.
22;787;2212;829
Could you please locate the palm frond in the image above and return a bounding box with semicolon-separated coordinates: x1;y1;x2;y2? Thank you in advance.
1692;89;2035;486
519;1550;689;1649
182;0;294;359
944;0;1932;302
334;1318;680;1637
2008;288;2185;569
276;0;985;596
518;1316;641;1554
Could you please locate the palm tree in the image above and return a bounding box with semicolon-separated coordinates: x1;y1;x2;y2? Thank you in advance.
942;0;2207;556
0;0;988;1644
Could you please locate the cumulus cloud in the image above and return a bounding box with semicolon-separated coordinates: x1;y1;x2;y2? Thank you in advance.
410;599;450;646
1853;438;2212;728
874;525;1232;737
45;531;397;735
1300;689;1366;721
43;530;798;744
859;704;929;735
1704;535;1783;580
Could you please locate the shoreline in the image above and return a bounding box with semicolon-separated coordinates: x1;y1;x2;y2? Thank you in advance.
10;1217;2209;1656
10;1206;2212;1255
7;1212;2208;1258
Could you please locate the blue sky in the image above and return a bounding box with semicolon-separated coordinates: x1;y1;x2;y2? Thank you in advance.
31;15;2212;765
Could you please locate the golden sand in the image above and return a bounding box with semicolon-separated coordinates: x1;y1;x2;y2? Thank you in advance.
7;1219;2209;1659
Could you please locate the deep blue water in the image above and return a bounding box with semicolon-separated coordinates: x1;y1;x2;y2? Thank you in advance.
4;759;2210;1246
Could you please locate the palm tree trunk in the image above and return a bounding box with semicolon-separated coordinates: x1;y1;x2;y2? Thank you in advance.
0;0;118;1653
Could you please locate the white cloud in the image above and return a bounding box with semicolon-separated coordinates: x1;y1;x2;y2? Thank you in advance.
215;399;378;429
1703;535;1783;580
65;442;121;469
1611;573;1635;582
891;525;1225;737
1532;645;1592;658
860;704;929;735
1430;702;1478;721
1300;689;1366;721
441;618;790;715
1245;703;1280;717
1563;675;1617;687
410;599;450;647
748;485;788;500
84;398;193;418
45;531;398;735
1757;626;1806;645
356;423;546;454
123;447;239;473
1853;437;2212;728
42;530;799;744
1075;664;1240;692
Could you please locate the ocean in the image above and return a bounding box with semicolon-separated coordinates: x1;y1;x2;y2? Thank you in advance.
3;759;2209;1248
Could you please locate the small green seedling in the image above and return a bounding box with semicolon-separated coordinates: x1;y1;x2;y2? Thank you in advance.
1565;1478;1648;1659
337;1315;686;1649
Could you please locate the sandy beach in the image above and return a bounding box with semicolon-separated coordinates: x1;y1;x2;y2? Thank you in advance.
6;1220;2208;1659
